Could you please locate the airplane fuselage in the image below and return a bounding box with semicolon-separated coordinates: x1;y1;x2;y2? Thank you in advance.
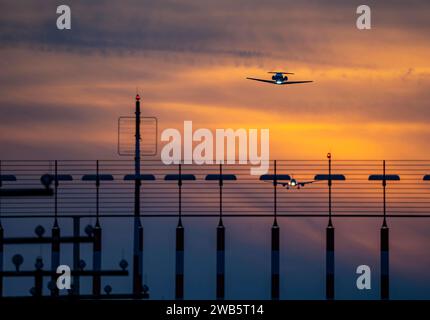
272;73;287;84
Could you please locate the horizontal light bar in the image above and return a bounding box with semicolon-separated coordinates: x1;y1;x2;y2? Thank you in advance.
205;174;237;181
164;174;196;181
124;174;156;181
82;174;114;181
314;174;346;181
259;174;291;181
368;174;400;181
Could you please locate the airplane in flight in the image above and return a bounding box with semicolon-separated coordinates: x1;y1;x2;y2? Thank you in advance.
247;71;313;85
261;176;317;189
279;177;316;189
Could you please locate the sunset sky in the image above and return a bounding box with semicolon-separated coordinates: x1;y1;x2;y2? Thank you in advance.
1;0;430;159
1;0;430;300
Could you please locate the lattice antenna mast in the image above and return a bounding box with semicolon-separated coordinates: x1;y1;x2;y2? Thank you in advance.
133;94;143;296
135;94;141;179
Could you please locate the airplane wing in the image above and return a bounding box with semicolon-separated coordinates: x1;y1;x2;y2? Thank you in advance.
246;77;276;84
299;180;316;185
261;180;291;187
268;72;295;75
281;81;313;85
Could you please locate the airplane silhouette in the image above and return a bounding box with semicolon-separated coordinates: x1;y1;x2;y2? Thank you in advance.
247;71;313;85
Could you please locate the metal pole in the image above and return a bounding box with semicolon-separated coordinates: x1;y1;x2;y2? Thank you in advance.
328;154;332;227
0;224;3;298
34;257;43;297
92;160;101;297
0;161;3;297
271;160;280;300
0;223;3;298
326;153;335;300
51;160;60;296
92;225;102;297
133;94;143;297
176;164;184;300
216;164;225;300
73;216;80;295
381;160;389;300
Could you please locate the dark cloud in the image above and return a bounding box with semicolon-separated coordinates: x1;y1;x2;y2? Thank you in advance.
0;101;105;125
1;0;428;60
0;0;267;57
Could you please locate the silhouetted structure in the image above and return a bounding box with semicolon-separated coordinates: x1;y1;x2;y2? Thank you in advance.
82;161;114;296
1;159;430;299
369;160;400;300
206;165;237;300
260;162;291;300
49;161;73;296
314;154;346;300
117;94;157;298
0;186;129;299
165;165;196;300
134;94;142;297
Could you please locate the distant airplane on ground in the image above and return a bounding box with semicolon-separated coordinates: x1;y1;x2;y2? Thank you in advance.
247;71;313;85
